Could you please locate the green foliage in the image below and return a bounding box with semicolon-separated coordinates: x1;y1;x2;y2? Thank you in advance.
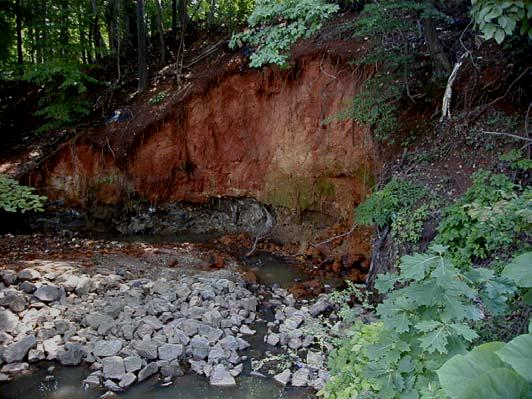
323;246;513;399
320;321;383;399
229;0;339;68
500;149;532;171
337;75;401;142
0;174;46;213
471;0;532;44
24;60;102;132
438;332;532;399
436;171;531;267
502;252;532;307
148;90;167;105
355;179;429;228
392;204;430;245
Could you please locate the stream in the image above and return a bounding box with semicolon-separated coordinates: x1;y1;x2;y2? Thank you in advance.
0;233;321;399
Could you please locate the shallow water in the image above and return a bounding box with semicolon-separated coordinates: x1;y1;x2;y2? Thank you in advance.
0;366;314;399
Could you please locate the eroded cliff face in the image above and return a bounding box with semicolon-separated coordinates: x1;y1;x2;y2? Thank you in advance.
32;56;380;222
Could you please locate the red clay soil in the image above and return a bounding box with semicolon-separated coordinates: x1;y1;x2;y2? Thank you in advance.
27;39;383;222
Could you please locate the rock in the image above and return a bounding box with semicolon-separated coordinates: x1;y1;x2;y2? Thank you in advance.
207;344;226;363
2;335;37;363
288;337;302;350
43;336;62;360
83;374;101;388
138;362;159;382
190;336;210;360
58;343;83;366
100;391;119;399
17;269;41;281
0;372;12;382
75;276;92;295
19;281;36;294
159;361;184;378
291;368;309;387
284;315;304;330
0;292;26;313
1;271;18;286
34;285;61;302
143;316;164;330
306;351;325;368
239;325;256;336
1;362;28;374
28;349;45;363
158;343;183;361
102;356;126;380
266;334;280;346
274;369;291;386
94;340;123;357
310;299;330;317
219;336;239;351
124;356;142;373
0;309;19;332
103;379;121;392
229;363;243;377
119;372;137;388
188;359;206;375
132;340;158;360
180;320;200;336
209;364;236;386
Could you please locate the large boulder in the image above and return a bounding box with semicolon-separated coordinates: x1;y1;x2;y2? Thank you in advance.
2;335;37;363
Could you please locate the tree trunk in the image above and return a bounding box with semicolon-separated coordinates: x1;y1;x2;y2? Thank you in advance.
171;0;177;37
153;0;166;64
15;0;23;73
422;0;451;78
208;0;215;27
60;0;69;57
91;0;103;63
137;0;148;91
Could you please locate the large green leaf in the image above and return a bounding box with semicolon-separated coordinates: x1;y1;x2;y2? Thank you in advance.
462;368;529;399
496;334;532;383
502;252;532;287
437;342;506;399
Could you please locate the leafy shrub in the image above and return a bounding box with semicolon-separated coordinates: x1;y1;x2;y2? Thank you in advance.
0;174;46;213
392;204;429;245
355;179;429;228
229;0;339;68
502;252;532;306
436;171;531;267
320;321;383;399
438;332;532;399
322;246;513;399
500;149;532;171
471;0;532;44
24;60;102;132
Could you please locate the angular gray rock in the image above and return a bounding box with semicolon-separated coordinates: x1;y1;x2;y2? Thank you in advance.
190;335;209;360
291;368;309;387
0;309;18;332
58;343;83;366
209;364;236;386
132;340;158;360
138;362;159;382
34;285;60;302
274;369;291;386
124;356;142;373
94;340;123;357
0;293;26;313
119;372;137;388
158;343;183;361
17;269;41;281
102;356;126;380
2;335;37;363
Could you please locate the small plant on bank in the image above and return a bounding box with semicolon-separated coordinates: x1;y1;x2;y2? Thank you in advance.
0;174;47;213
148;91;167;105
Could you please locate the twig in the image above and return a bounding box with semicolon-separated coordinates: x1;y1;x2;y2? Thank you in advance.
106;138;115;158
482;130;532;142
311;224;357;248
245;207;274;257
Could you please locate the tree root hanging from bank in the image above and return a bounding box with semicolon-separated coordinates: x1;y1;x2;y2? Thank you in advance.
245;206;274;257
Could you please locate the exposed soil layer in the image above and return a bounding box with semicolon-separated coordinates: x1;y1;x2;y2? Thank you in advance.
28;46;381;223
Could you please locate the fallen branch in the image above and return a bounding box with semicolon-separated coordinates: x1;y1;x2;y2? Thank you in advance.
311;223;357;248
482;130;532;142
440;52;468;122
366;225;390;288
